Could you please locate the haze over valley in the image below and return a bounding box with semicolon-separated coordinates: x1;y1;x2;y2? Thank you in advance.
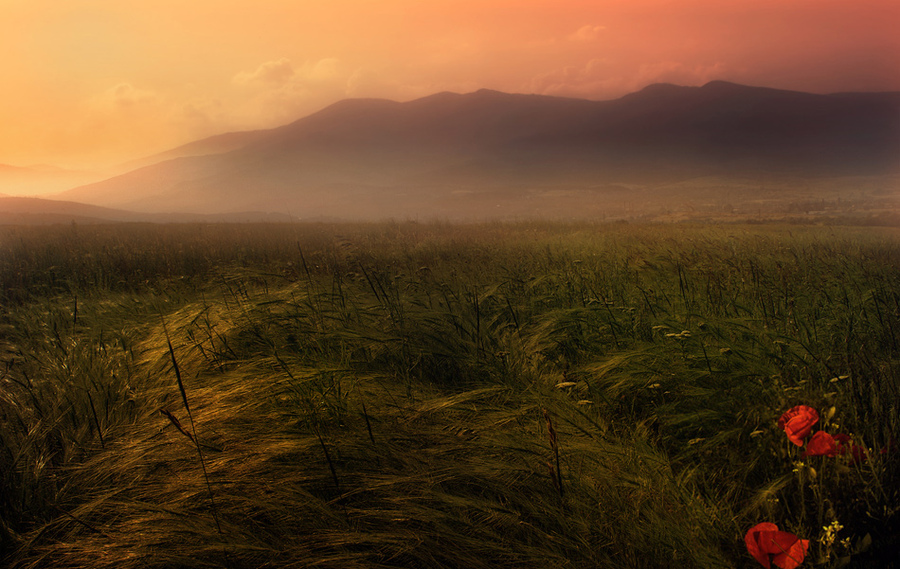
3;81;899;223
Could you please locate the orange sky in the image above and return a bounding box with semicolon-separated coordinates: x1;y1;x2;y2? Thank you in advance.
2;0;898;170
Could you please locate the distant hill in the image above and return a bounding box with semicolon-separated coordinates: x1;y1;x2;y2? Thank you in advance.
57;81;900;220
0;196;144;224
116;129;272;172
0;196;296;225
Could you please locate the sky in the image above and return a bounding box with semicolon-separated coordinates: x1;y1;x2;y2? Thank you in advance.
2;0;898;170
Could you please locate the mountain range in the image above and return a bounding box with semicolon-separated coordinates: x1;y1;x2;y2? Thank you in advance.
25;81;900;221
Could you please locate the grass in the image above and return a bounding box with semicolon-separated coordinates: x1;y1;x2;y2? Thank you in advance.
1;220;898;568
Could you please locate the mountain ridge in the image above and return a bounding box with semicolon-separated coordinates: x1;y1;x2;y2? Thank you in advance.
56;81;900;220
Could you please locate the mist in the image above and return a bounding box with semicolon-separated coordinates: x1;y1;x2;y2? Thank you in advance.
2;81;890;224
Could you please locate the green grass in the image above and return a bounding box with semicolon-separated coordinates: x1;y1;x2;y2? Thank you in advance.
1;221;898;568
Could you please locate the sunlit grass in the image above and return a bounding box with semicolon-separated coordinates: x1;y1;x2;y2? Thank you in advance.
1;221;898;567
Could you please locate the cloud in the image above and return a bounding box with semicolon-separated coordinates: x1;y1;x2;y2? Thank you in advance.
345;68;466;101
530;59;726;99
233;58;342;89
179;98;230;136
307;58;340;83
529;59;617;97
632;61;726;89
72;83;237;164
233;58;296;87
93;83;161;113
346;68;393;98
568;25;607;42
231;58;352;124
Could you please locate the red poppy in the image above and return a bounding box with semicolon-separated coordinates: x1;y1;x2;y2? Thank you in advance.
833;433;851;447
778;406;819;447
745;522;810;569
801;431;838;457
833;434;867;463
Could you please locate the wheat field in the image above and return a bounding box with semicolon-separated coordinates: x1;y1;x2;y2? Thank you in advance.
1;221;898;568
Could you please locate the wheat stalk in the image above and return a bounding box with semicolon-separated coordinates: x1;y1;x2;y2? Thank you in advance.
160;316;223;535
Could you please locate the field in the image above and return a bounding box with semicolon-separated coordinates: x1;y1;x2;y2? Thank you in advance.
1;220;898;568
